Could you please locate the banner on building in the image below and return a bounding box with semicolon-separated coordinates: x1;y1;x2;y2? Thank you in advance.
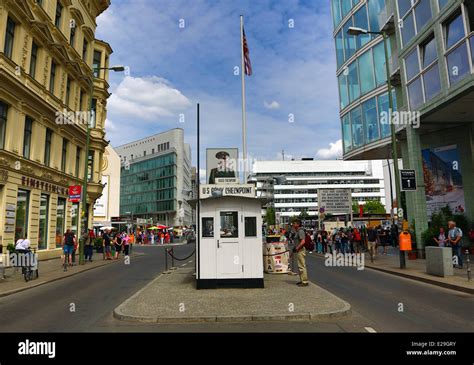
68;185;82;203
93;176;109;217
422;144;466;218
206;148;238;184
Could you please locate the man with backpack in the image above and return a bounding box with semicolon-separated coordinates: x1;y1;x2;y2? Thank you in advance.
447;221;463;268
292;219;309;287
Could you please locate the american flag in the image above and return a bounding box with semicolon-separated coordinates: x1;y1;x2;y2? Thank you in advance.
243;28;252;76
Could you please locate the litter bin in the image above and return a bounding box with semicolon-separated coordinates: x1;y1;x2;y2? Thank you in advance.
263;235;290;274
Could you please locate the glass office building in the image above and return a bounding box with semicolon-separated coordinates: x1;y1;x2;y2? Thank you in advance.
332;0;400;158
116;128;193;227
332;0;474;254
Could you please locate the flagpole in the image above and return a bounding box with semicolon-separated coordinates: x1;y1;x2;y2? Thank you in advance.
240;14;247;184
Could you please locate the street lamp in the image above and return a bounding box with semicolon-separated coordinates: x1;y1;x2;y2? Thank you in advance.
347;26;405;268
79;65;124;265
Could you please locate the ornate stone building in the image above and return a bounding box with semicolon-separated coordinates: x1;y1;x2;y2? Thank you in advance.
0;0;112;259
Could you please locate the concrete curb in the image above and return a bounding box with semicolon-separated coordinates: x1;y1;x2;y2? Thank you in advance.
0;253;145;298
364;264;474;295
113;269;352;324
308;253;473;295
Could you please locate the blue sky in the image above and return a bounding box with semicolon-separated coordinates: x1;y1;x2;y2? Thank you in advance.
96;0;342;169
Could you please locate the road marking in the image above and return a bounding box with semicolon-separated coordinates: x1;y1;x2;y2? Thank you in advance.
364;327;376;333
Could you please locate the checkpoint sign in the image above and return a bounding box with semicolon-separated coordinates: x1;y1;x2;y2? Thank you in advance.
400;170;417;191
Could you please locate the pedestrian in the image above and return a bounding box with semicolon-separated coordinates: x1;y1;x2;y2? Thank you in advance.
114;234;123;260
83;228;95;262
433;227;447;247
367;226;378;262
447;221;463;268
160;232;164;245
353;227;361;254
292;219;309;287
123;232;130;256
103;229;112;260
321;226;328;253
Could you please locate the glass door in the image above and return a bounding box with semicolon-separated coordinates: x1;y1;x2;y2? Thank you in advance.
216;210;243;277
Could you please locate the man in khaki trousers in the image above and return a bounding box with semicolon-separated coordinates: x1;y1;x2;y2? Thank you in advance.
292;220;308;287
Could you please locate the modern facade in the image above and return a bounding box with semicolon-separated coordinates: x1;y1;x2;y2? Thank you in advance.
0;0;112;259
115;128;193;227
332;0;474;253
250;159;393;224
93;145;120;227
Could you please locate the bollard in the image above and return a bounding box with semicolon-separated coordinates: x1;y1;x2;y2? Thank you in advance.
466;249;471;281
170;247;177;270
164;247;169;273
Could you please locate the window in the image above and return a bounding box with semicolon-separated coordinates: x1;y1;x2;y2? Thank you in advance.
65;78;71;107
401;12;416;46
335;30;344;68
445;12;465;49
354;5;370;49
79;90;84;111
338;73;349;109
76;146;81;177
44;128;52;166
332;0;342;27
467;0;474;32
4;17;16;59
0;101;7;149
144;150;147;156
359;49;375;95
347;61;360;102
15;190;30;242
49;61;57;94
71;203;79;233
56;198;66;247
350;106;363;148
39;194;49;250
152;148;155;154
422;36;437;68
23;117;33;159
82;39;88;61
202;217;214;237
30;42;38;78
343;19;356;60
398;0;432;47
405;48;420;81
342;114;352;153
368;0;387;32
415;0;432;31
245;217;257;237
438;0;449;9
373;41;387;86
55;1;63;28
341;0;352;18
91;99;97;127
93;51;102;77
363;97;379;143
220;211;238;238
405;35;441;107
70;24;76;47
408;77;424;109
61;138;68;172
423;63;441;101
446;42;470;84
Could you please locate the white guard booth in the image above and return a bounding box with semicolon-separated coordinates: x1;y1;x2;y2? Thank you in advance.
197;185;264;289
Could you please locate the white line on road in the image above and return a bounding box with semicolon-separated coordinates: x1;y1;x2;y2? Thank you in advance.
364;327;377;333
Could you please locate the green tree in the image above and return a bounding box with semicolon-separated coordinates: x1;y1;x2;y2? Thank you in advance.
298;209;309;220
353;200;386;214
265;207;276;226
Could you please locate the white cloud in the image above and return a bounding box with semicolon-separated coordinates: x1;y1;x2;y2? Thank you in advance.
108;76;192;121
264;100;280;109
316;139;343;159
104;118;116;132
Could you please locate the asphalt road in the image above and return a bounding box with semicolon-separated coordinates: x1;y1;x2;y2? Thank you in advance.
0;245;472;332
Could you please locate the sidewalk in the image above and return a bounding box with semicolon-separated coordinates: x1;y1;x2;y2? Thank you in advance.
113;266;351;323
317;246;473;294
0;251;142;297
